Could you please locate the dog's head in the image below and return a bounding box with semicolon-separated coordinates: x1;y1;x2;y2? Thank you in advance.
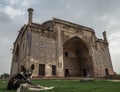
20;64;35;82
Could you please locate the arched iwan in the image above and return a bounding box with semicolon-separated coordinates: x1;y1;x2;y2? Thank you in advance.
63;36;93;77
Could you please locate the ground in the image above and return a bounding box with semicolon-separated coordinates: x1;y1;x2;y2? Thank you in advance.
0;79;120;92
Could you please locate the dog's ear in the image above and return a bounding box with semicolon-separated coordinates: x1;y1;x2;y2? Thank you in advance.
21;65;26;72
30;64;35;70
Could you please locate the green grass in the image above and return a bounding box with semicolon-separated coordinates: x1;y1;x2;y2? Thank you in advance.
0;79;120;92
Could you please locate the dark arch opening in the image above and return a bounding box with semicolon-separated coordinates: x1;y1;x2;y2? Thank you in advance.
63;36;93;77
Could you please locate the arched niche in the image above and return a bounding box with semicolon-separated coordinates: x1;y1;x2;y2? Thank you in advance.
63;36;93;77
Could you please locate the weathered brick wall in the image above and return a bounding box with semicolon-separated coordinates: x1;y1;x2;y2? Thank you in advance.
93;41;114;77
30;28;57;77
11;26;28;75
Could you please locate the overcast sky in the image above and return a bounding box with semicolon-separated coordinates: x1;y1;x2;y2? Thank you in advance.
0;0;120;74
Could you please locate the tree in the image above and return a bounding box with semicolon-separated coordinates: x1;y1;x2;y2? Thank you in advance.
0;73;9;79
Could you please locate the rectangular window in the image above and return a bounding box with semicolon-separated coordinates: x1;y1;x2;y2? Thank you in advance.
105;68;109;75
39;64;45;76
65;52;68;57
52;65;56;75
65;69;69;77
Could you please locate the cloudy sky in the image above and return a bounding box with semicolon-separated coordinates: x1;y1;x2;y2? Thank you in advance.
0;0;120;74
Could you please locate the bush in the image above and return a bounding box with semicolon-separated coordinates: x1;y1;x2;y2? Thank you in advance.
0;73;9;79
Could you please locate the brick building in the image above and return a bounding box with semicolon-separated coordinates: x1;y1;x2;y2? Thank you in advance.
10;8;114;78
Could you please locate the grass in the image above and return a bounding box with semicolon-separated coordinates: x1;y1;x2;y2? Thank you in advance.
0;79;120;92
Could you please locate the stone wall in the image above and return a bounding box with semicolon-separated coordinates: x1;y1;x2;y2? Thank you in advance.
30;28;57;77
10;18;114;78
11;25;28;75
55;22;94;77
93;41;114;77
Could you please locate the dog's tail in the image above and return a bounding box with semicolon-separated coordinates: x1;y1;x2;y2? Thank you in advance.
41;86;54;90
28;86;54;91
16;84;54;92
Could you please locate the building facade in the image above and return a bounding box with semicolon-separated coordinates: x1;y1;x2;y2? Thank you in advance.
10;8;114;78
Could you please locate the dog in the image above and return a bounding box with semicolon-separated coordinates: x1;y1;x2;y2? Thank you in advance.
7;64;54;92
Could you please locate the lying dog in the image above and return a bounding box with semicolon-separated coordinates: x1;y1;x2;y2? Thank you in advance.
7;64;54;92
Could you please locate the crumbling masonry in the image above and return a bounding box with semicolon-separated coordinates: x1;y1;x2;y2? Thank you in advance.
10;8;114;78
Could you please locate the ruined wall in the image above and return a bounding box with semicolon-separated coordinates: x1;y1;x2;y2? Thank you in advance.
11;25;28;75
30;28;57;77
93;41;114;77
11;18;114;78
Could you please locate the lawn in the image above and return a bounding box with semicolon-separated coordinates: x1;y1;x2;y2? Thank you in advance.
0;79;120;92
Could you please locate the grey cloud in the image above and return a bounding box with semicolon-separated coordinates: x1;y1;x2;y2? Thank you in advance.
0;11;11;23
0;0;9;8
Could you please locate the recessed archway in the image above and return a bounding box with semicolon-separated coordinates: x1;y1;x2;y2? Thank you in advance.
63;36;93;77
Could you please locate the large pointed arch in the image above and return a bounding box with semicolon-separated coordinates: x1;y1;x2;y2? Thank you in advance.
63;36;93;77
